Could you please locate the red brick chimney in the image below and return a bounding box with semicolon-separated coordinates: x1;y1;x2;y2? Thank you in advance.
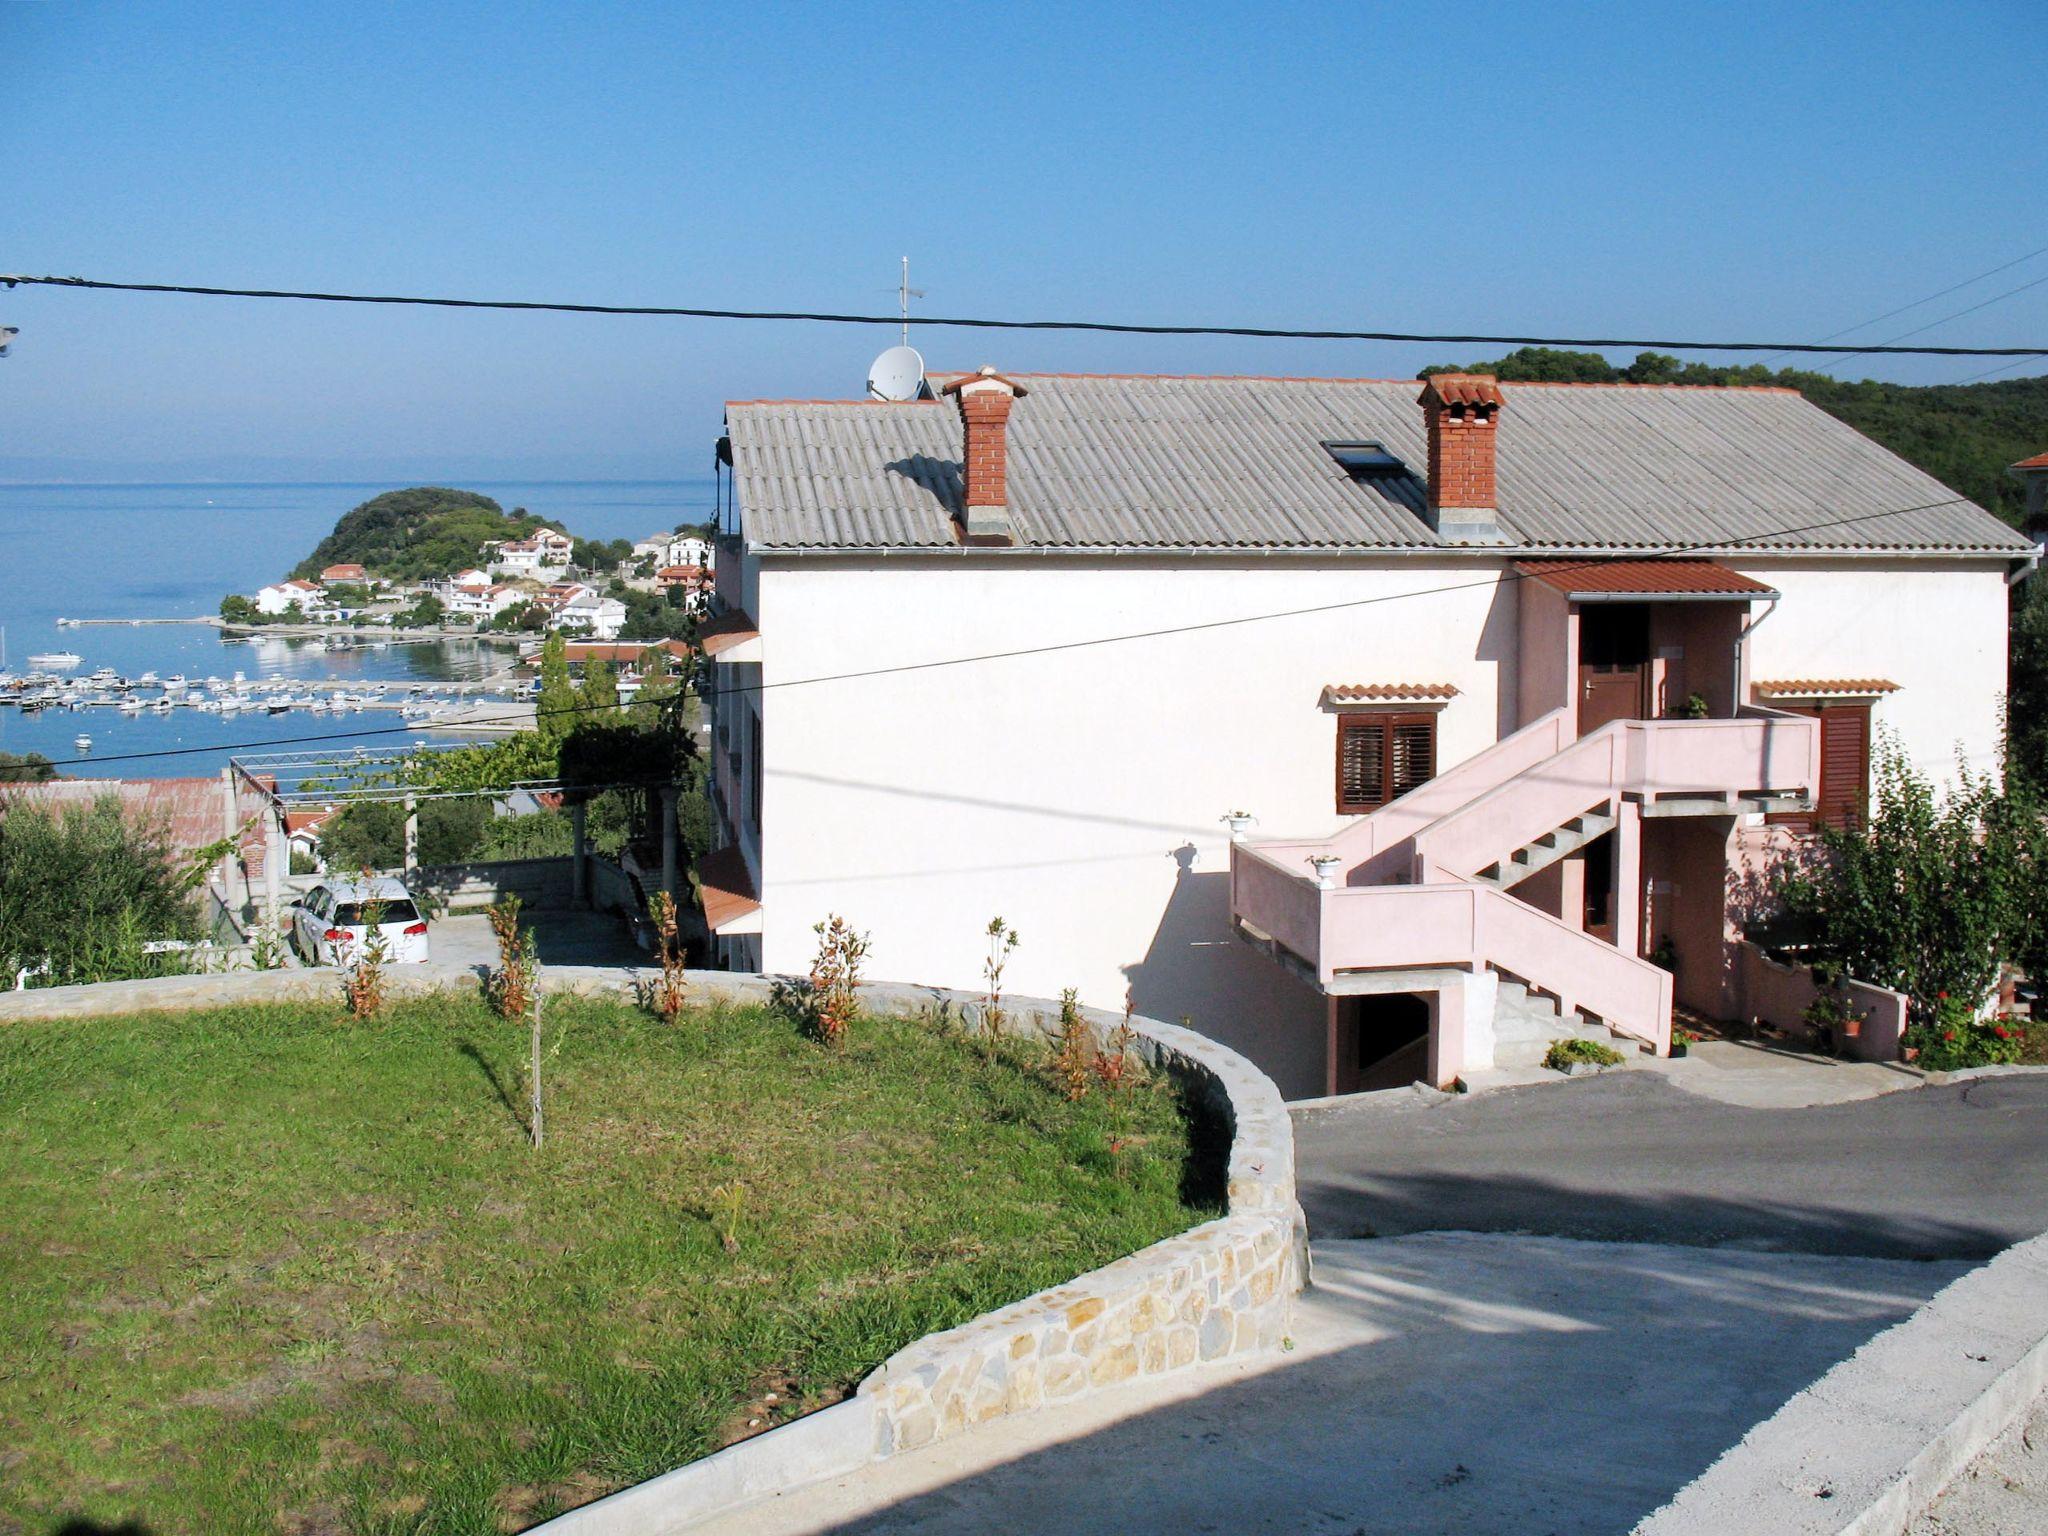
1417;374;1504;542
940;366;1029;543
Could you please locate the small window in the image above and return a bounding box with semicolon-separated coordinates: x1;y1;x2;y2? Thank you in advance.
1337;712;1437;814
1324;441;1408;477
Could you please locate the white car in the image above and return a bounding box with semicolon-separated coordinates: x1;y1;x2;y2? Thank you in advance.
288;877;431;966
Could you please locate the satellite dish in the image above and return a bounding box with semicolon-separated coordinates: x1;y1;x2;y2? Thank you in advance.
867;344;926;402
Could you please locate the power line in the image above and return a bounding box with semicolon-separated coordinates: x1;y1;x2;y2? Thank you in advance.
1948;352;2048;386
1751;240;2048;367
34;495;1995;772
4;272;2046;358
1807;269;2048;375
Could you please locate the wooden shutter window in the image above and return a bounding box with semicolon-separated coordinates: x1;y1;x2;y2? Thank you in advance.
1337;712;1436;814
1767;702;1871;833
1817;705;1870;831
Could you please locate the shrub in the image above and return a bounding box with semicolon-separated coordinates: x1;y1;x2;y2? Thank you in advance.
1543;1037;1624;1072
1902;996;2028;1071
0;796;200;984
484;897;536;1021
647;892;688;1024
981;916;1020;1041
807;915;869;1046
1052;988;1092;1101
342;883;390;1020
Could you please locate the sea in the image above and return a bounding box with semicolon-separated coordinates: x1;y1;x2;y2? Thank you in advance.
0;480;715;778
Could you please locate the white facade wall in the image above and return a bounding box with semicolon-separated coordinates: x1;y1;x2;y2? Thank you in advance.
1738;559;2011;782
748;556;1522;1096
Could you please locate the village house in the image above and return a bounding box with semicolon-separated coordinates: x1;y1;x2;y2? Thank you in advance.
551;588;628;640
434;570;528;623
487;529;573;580
317;562;372;588
702;368;2030;1099
655;563;712;610
635;531;712;569
253;578;324;616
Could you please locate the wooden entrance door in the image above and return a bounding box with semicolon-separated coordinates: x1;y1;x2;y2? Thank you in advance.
1579;604;1652;734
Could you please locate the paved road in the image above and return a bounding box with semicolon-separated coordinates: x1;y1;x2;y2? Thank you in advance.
1293;1069;2048;1259
696;1235;1959;1536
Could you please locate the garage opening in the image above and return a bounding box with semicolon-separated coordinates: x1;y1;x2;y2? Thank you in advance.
1333;993;1432;1095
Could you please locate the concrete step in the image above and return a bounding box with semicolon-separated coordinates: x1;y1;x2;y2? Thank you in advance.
1475;806;1619;889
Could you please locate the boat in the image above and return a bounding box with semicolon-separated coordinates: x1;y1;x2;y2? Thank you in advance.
26;652;81;670
73;734;92;751
138;671;159;686
119;698;144;714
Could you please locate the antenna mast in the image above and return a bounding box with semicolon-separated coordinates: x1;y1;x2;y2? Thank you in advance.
898;257;925;346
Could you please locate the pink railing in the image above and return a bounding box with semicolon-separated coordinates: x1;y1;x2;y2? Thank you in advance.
1228;711;1814;1057
1244;872;1672;1053
1328;709;1575;882
1412;714;1819;882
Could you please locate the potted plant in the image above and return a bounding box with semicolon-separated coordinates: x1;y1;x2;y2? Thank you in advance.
1669;1025;1699;1059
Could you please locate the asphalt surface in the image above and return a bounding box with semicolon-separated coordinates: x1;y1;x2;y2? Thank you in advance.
694;1234;1959;1536
1293;1070;2048;1260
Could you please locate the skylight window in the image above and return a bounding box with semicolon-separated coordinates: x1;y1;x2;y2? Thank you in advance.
1325;440;1408;476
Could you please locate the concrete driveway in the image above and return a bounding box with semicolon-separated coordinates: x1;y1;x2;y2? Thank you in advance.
696;1233;1960;1536
420;908;647;976
1293;1069;2048;1260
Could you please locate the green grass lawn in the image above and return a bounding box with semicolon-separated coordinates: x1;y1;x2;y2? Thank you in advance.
0;993;1212;1535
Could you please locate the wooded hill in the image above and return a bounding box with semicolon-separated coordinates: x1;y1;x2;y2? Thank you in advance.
289;487;564;582
1420;350;2047;525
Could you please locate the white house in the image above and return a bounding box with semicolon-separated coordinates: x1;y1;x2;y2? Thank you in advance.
635;531;712;569
488;529;574;581
253;578;324;616
704;369;2028;1100
550;589;628;640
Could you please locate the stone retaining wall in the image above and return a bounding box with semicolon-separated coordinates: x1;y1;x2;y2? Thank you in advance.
0;964;1306;1531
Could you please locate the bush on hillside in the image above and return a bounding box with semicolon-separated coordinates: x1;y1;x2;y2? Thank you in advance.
291;487;563;583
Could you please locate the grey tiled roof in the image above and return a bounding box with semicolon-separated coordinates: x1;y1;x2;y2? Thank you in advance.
726;374;2029;556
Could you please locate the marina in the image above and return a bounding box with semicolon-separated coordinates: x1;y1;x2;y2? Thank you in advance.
1;665;539;756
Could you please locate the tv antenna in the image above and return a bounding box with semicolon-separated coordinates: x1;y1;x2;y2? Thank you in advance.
895;257;924;346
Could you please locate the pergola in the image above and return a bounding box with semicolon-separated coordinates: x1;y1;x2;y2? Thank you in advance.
227;744;686;930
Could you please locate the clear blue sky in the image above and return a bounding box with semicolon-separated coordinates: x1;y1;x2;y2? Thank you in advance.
3;0;2044;481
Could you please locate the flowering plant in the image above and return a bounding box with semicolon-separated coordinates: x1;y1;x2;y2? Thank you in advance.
1901;996;2027;1072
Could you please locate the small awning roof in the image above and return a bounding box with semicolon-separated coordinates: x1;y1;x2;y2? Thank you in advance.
1515;558;1777;601
1322;683;1460;706
1754;678;1900;700
696;845;761;932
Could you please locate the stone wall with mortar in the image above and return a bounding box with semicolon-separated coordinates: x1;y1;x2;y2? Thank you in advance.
0;963;1307;1530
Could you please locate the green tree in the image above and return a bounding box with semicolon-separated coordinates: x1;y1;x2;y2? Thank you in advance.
536;630;577;745
1769;733;2021;1016
578;659;620;717
219;593;257;624
317;798;495;870
2010;581;2048;789
630;648;681;728
402;593;446;629
0;751;58;783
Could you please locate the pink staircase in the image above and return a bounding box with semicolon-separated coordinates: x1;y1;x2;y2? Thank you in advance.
1230;708;1821;1058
